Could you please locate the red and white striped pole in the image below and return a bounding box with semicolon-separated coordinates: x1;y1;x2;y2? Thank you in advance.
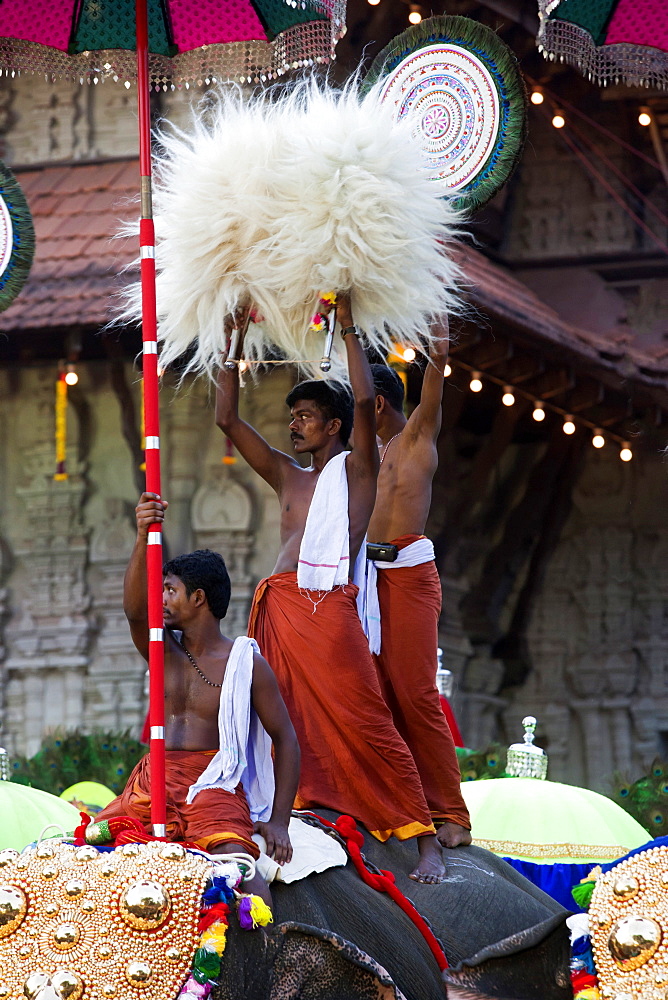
136;0;166;838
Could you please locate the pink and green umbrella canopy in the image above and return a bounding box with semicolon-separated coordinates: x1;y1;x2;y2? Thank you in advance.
538;0;668;90
0;0;342;83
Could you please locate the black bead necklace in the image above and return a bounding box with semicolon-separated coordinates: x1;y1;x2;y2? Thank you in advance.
180;639;223;688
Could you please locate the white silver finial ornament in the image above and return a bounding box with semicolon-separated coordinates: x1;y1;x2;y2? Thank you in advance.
506;716;548;780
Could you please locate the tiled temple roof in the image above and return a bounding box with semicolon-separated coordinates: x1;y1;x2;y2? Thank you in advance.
2;159;667;404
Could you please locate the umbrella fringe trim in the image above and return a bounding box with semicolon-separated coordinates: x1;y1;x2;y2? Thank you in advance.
538;18;668;90
0;20;346;87
472;836;637;861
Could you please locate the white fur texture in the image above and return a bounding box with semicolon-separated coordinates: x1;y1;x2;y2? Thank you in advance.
120;80;464;380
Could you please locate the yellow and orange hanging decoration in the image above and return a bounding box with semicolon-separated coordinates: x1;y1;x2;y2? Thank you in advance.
54;369;68;481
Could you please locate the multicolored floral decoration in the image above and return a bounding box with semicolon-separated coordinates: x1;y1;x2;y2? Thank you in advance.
177;860;273;1000
54;371;68;481
308;291;337;335
567;870;601;1000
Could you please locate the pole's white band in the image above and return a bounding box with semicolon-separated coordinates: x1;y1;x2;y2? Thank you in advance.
152;824;166;837
140;246;155;259
145;436;160;449
143;341;158;354
149;628;163;641
147;533;161;545
150;726;164;740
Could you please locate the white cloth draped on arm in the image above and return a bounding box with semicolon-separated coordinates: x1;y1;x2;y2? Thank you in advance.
186;635;274;824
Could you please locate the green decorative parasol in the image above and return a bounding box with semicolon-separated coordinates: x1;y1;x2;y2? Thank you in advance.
362;15;528;212
0;783;79;851
60;781;116;817
462;717;649;863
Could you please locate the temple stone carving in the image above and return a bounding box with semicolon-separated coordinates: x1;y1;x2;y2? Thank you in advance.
3;370;93;756
191;468;256;638
87;499;146;734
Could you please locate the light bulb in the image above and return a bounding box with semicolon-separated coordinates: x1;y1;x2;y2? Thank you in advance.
532;401;545;422
551;111;565;129
638;109;651;127
367;0;380;5
563;416;576;435
408;7;422;23
64;368;78;386
530;89;544;106
620;442;633;462
592;429;605;449
443;363;452;378
501;386;515;407
469;372;482;393
402;347;416;362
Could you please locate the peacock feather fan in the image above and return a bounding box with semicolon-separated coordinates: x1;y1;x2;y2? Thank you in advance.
11;729;146;796
609;759;668;836
118;78;465;383
362;15;528;213
0;159;34;312
456;743;507;781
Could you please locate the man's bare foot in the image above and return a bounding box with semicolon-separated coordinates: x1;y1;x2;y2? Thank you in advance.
436;821;472;849
408;834;448;885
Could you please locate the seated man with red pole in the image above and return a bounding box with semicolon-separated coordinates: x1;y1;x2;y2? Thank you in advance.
94;493;300;904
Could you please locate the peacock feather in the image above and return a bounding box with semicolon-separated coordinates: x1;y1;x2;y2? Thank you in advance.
456;743;508;781
608;760;668;836
10;730;146;797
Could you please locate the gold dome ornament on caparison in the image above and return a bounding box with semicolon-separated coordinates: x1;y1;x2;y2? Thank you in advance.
0;841;209;1000
590;843;668;998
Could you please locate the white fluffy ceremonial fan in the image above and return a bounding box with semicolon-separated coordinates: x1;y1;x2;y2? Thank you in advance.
120;80;464;380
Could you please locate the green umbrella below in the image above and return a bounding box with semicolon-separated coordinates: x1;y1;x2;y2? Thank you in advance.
1;782;79;851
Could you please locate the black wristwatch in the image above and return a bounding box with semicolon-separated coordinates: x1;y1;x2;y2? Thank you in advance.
341;325;359;338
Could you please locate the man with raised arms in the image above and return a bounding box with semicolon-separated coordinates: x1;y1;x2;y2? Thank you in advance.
216;294;448;884
366;317;471;850
95;493;300;904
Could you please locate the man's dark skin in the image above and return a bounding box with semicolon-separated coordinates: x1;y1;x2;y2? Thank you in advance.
368;316;471;850
216;296;376;575
125;493;300;902
216;293;449;884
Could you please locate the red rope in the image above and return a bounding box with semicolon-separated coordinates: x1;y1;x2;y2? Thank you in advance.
302;812;448;971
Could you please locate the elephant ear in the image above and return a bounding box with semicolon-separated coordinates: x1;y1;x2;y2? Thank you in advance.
270;921;407;1000
441;917;572;1000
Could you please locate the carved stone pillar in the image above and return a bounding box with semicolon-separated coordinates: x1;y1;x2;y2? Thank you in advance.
86;499;146;735
191;468;256;638
4;369;92;756
163;377;210;558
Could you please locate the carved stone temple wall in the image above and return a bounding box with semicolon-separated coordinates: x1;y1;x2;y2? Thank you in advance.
0;361;293;756
443;442;668;793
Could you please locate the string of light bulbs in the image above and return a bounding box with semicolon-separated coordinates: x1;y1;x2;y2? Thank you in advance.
526;78;664;173
441;355;635;462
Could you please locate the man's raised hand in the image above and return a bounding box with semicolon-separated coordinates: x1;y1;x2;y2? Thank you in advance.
135;492;168;537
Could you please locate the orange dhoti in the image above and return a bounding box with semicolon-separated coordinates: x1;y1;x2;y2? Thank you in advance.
95;750;259;857
373;535;470;830
248;572;435;842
